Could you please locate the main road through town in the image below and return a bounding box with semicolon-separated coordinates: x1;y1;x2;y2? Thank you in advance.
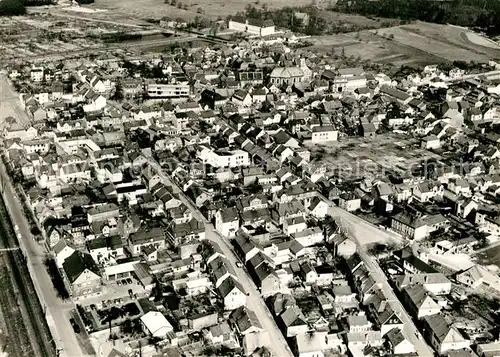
144;158;293;357
0;155;90;357
0;76;90;357
323;195;434;357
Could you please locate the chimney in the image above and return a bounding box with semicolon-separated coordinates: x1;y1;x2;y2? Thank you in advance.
424;275;429;283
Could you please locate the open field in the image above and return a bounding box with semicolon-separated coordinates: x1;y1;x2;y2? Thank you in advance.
305;133;441;181
308;21;500;66
87;0;315;20
377;22;500;63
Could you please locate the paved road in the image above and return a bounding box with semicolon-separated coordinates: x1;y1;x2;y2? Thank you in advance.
359;250;433;357
144;159;293;357
324;200;433;357
416;69;500;87
0;84;89;357
0;161;89;357
0;74;31;128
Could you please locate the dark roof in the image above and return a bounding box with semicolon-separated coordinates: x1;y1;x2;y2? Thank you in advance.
402;255;437;274
346;252;363;272
62;251;100;283
218;276;246;297
87;235;123;251
230;306;263;332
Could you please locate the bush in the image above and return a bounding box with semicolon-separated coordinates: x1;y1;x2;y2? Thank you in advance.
0;0;26;16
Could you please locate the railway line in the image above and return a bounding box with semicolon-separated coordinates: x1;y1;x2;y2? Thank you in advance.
0;184;55;357
0;265;30;357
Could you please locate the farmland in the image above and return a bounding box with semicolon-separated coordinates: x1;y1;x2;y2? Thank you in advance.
87;0;316;20
308;21;500;66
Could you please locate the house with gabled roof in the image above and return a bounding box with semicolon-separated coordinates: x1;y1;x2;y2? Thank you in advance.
53;238;75;268
386;328;416;355
218;276;247;310
402;284;441;319
61;250;102;299
230;306;263;336
252;262;282;297
279;305;308;337
233;235;260;262
372;305;404;336
215;207;240;238
423;314;470;355
307;197;329;219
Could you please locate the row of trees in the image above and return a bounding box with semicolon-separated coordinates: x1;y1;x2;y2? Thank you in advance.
335;0;500;36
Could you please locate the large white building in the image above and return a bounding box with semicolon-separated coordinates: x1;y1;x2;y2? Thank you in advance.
197;146;249;168
228;17;275;36
312;126;338;143
146;83;190;98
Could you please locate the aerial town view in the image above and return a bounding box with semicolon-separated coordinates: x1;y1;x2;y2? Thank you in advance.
4;0;500;356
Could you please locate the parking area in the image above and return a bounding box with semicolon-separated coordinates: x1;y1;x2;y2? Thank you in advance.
79;279;148;309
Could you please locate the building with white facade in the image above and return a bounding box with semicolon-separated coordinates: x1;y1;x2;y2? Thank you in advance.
312;126;338;143
197;146;249;168
228;17;275;36
146;83;190;98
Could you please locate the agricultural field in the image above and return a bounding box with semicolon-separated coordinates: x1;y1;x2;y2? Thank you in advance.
87;0;316;20
308;21;500;66
377;22;500;63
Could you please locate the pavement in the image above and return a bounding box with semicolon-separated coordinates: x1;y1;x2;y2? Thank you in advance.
325;200;434;357
145;158;293;357
0;74;31;128
0;78;90;357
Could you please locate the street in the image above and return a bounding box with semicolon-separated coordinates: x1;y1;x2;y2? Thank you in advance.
325;202;434;357
359;249;434;357
146;159;293;357
0;74;31;128
0;77;89;357
0;160;89;357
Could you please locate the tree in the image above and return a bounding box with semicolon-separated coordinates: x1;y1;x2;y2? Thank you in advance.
246;181;263;194
0;0;26;16
111;82;124;101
